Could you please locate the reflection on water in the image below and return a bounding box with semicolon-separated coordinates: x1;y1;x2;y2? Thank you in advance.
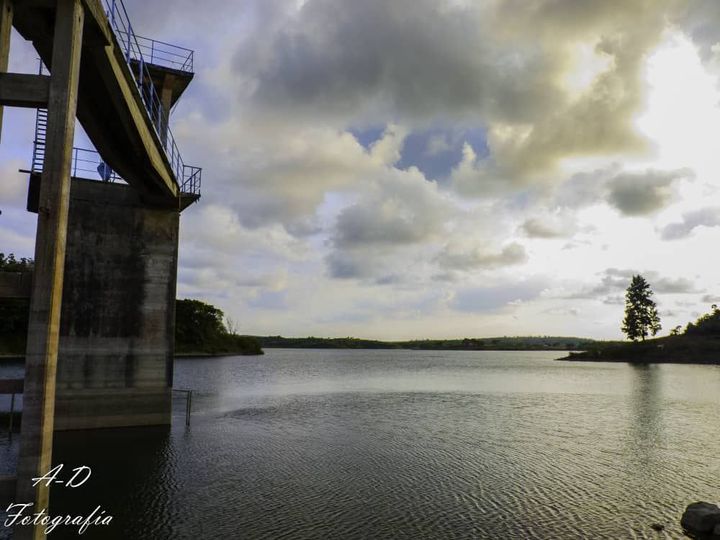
629;364;663;470
1;349;720;539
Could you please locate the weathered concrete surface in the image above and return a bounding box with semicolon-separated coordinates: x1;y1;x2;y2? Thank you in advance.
15;2;85;536
49;178;179;430
0;72;50;108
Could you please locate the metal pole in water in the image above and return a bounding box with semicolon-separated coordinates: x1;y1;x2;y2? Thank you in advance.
8;393;14;436
185;390;192;426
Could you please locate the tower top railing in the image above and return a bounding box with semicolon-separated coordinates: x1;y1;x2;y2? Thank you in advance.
119;33;194;73
101;0;201;196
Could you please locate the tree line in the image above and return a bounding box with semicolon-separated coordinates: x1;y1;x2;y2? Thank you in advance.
621;273;720;341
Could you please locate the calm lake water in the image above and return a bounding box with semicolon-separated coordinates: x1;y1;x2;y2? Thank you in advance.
1;349;720;539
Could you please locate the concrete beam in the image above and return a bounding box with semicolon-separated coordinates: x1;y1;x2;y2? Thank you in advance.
0;0;12;143
159;72;174;146
15;1;84;539
0;73;51;108
79;0;112;45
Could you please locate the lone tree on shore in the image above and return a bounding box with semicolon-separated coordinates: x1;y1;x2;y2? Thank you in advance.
622;274;661;341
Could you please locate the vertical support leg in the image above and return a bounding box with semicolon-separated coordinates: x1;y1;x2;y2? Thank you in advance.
185;390;192;427
0;0;13;143
159;73;175;148
14;1;84;539
8;393;14;436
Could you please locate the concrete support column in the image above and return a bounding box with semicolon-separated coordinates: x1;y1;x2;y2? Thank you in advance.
0;0;13;143
159;73;175;147
15;0;84;538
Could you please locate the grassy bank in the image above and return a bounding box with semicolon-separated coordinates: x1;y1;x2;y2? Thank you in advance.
560;305;720;365
558;335;720;364
175;334;264;356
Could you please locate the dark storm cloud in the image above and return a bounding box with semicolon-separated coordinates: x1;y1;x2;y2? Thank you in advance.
232;0;693;192
606;169;692;216
551;166;693;216
234;0;560;125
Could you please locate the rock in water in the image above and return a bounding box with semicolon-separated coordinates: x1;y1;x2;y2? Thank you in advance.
650;523;664;532
681;502;720;534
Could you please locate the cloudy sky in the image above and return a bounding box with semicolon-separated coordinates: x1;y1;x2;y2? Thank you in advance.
3;0;720;340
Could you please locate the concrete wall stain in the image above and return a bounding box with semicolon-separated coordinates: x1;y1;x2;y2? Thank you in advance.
53;179;179;430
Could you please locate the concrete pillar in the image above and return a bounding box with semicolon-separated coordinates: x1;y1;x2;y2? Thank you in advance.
51;179;179;430
0;0;12;143
159;72;175;147
15;1;84;538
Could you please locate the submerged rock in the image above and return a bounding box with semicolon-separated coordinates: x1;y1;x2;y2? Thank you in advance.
650;523;664;532
681;502;720;535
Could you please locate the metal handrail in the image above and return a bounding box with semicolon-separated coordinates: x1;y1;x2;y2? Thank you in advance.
29;4;202;199
118;32;194;72
102;0;200;192
30;141;201;196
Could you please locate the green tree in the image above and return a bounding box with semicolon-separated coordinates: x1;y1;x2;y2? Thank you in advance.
175;299;227;348
621;275;661;341
685;304;720;336
0;253;33;272
174;299;263;355
0;253;34;353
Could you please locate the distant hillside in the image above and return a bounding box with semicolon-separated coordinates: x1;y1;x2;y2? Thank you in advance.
255;335;596;351
561;305;720;364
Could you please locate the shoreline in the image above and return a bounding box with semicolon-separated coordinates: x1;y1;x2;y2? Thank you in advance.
6;349;720;366
556;355;720;366
174;350;264;358
1;348;580;363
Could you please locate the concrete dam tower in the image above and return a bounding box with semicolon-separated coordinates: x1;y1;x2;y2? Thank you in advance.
0;0;201;531
25;52;200;431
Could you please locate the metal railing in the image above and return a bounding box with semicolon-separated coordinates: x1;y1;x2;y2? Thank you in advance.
70;147;123;183
29;2;202;199
101;0;201;195
119;33;194;72
30;136;202;195
173;388;193;426
182;165;202;196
